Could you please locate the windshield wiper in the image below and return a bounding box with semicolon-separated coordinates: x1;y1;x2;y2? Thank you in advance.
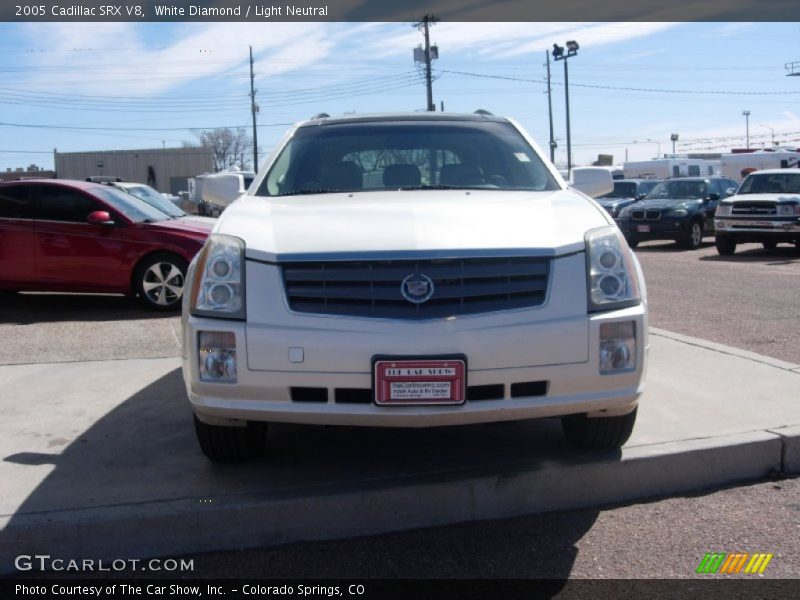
278;188;342;196
396;184;494;191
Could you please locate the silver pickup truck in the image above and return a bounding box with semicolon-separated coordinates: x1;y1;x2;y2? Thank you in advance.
715;168;800;255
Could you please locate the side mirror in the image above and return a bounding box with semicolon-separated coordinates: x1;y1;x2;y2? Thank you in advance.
87;210;114;226
705;193;720;202
569;167;613;198
725;187;737;197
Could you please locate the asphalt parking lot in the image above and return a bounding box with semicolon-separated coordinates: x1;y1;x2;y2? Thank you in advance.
1;240;798;580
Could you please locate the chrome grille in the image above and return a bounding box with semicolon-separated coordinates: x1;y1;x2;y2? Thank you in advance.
732;202;776;215
282;256;550;319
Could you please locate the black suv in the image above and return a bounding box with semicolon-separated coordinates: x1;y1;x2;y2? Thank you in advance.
596;179;660;219
617;177;739;249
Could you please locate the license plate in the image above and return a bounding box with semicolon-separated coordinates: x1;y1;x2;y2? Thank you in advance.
636;224;651;233
374;358;466;406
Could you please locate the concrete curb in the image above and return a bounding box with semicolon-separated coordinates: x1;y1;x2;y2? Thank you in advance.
0;430;783;573
650;328;800;372
766;425;800;475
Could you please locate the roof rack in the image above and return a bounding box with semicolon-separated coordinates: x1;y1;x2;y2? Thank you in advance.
311;112;330;120
474;109;494;116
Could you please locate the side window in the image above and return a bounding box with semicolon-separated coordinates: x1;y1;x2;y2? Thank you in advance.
688;165;701;177
0;185;32;219
672;166;680;178
37;186;101;223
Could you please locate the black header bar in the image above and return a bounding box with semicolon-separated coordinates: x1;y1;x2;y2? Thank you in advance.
1;0;797;22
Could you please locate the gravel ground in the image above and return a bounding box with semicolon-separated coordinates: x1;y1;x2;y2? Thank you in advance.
634;240;800;364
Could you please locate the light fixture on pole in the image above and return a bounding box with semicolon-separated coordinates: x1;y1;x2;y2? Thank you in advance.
759;123;776;148
670;133;679;156
742;110;751;149
552;40;579;174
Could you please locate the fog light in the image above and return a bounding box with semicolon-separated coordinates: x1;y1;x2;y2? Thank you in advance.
199;331;237;383
599;321;636;374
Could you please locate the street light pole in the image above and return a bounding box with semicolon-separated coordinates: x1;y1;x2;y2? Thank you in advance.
552;40;579;173
742;110;751;149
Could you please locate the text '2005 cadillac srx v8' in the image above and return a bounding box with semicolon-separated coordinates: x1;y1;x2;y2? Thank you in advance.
181;112;648;462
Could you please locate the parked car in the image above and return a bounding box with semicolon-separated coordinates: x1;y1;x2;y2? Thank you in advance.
106;181;217;226
0;179;212;309
714;168;800;255
596;179;660;219
617;176;739;249
181;112;648;462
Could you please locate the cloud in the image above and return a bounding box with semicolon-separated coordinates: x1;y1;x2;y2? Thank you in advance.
16;22;336;96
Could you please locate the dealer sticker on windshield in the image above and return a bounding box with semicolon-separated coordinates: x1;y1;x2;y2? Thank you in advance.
374;358;466;405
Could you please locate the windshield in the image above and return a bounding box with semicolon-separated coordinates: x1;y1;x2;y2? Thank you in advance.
119;185;185;217
257;120;560;197
738;173;800;195
646;180;707;200
599;182;638;199
91;187;171;223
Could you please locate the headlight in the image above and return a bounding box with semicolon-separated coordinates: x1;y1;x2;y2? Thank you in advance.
585;226;642;312
190;234;246;319
777;204;796;216
668;208;688;217
716;204;732;217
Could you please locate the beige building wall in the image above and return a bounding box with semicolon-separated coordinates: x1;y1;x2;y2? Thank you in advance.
54;147;214;195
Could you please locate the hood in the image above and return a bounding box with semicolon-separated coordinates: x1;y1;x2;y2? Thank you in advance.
145;217;213;236
179;215;218;226
217;190;610;261
728;193;800;203
630;197;702;211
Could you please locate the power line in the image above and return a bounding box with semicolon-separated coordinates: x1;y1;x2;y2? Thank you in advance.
439;69;800;96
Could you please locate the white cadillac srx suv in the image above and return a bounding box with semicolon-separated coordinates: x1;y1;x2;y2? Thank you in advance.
181;113;648;462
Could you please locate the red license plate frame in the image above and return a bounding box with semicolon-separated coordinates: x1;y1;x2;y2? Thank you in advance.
373;357;466;406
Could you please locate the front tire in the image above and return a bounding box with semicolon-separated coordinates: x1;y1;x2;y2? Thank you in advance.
562;408;637;450
194;416;267;462
625;237;639;249
680;220;704;250
134;253;188;311
715;236;736;256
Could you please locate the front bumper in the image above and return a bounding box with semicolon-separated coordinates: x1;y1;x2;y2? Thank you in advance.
715;218;800;243
618;217;694;241
182;304;648;428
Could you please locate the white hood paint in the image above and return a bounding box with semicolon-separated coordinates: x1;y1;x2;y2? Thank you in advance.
216;190;610;261
728;193;800;203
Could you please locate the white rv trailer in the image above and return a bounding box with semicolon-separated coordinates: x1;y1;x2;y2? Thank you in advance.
719;149;800;181
194;169;256;217
622;158;717;180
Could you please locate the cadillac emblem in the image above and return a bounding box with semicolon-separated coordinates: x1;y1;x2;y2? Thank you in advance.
401;273;435;304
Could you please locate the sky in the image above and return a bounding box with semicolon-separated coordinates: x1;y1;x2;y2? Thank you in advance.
1;21;799;173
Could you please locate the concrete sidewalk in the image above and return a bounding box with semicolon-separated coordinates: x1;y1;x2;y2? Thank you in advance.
1;329;798;571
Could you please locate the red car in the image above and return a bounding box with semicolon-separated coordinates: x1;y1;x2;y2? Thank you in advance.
0;179;212;310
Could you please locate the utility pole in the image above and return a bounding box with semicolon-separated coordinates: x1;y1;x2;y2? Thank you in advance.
414;15;437;111
545;50;555;163
250;45;259;172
